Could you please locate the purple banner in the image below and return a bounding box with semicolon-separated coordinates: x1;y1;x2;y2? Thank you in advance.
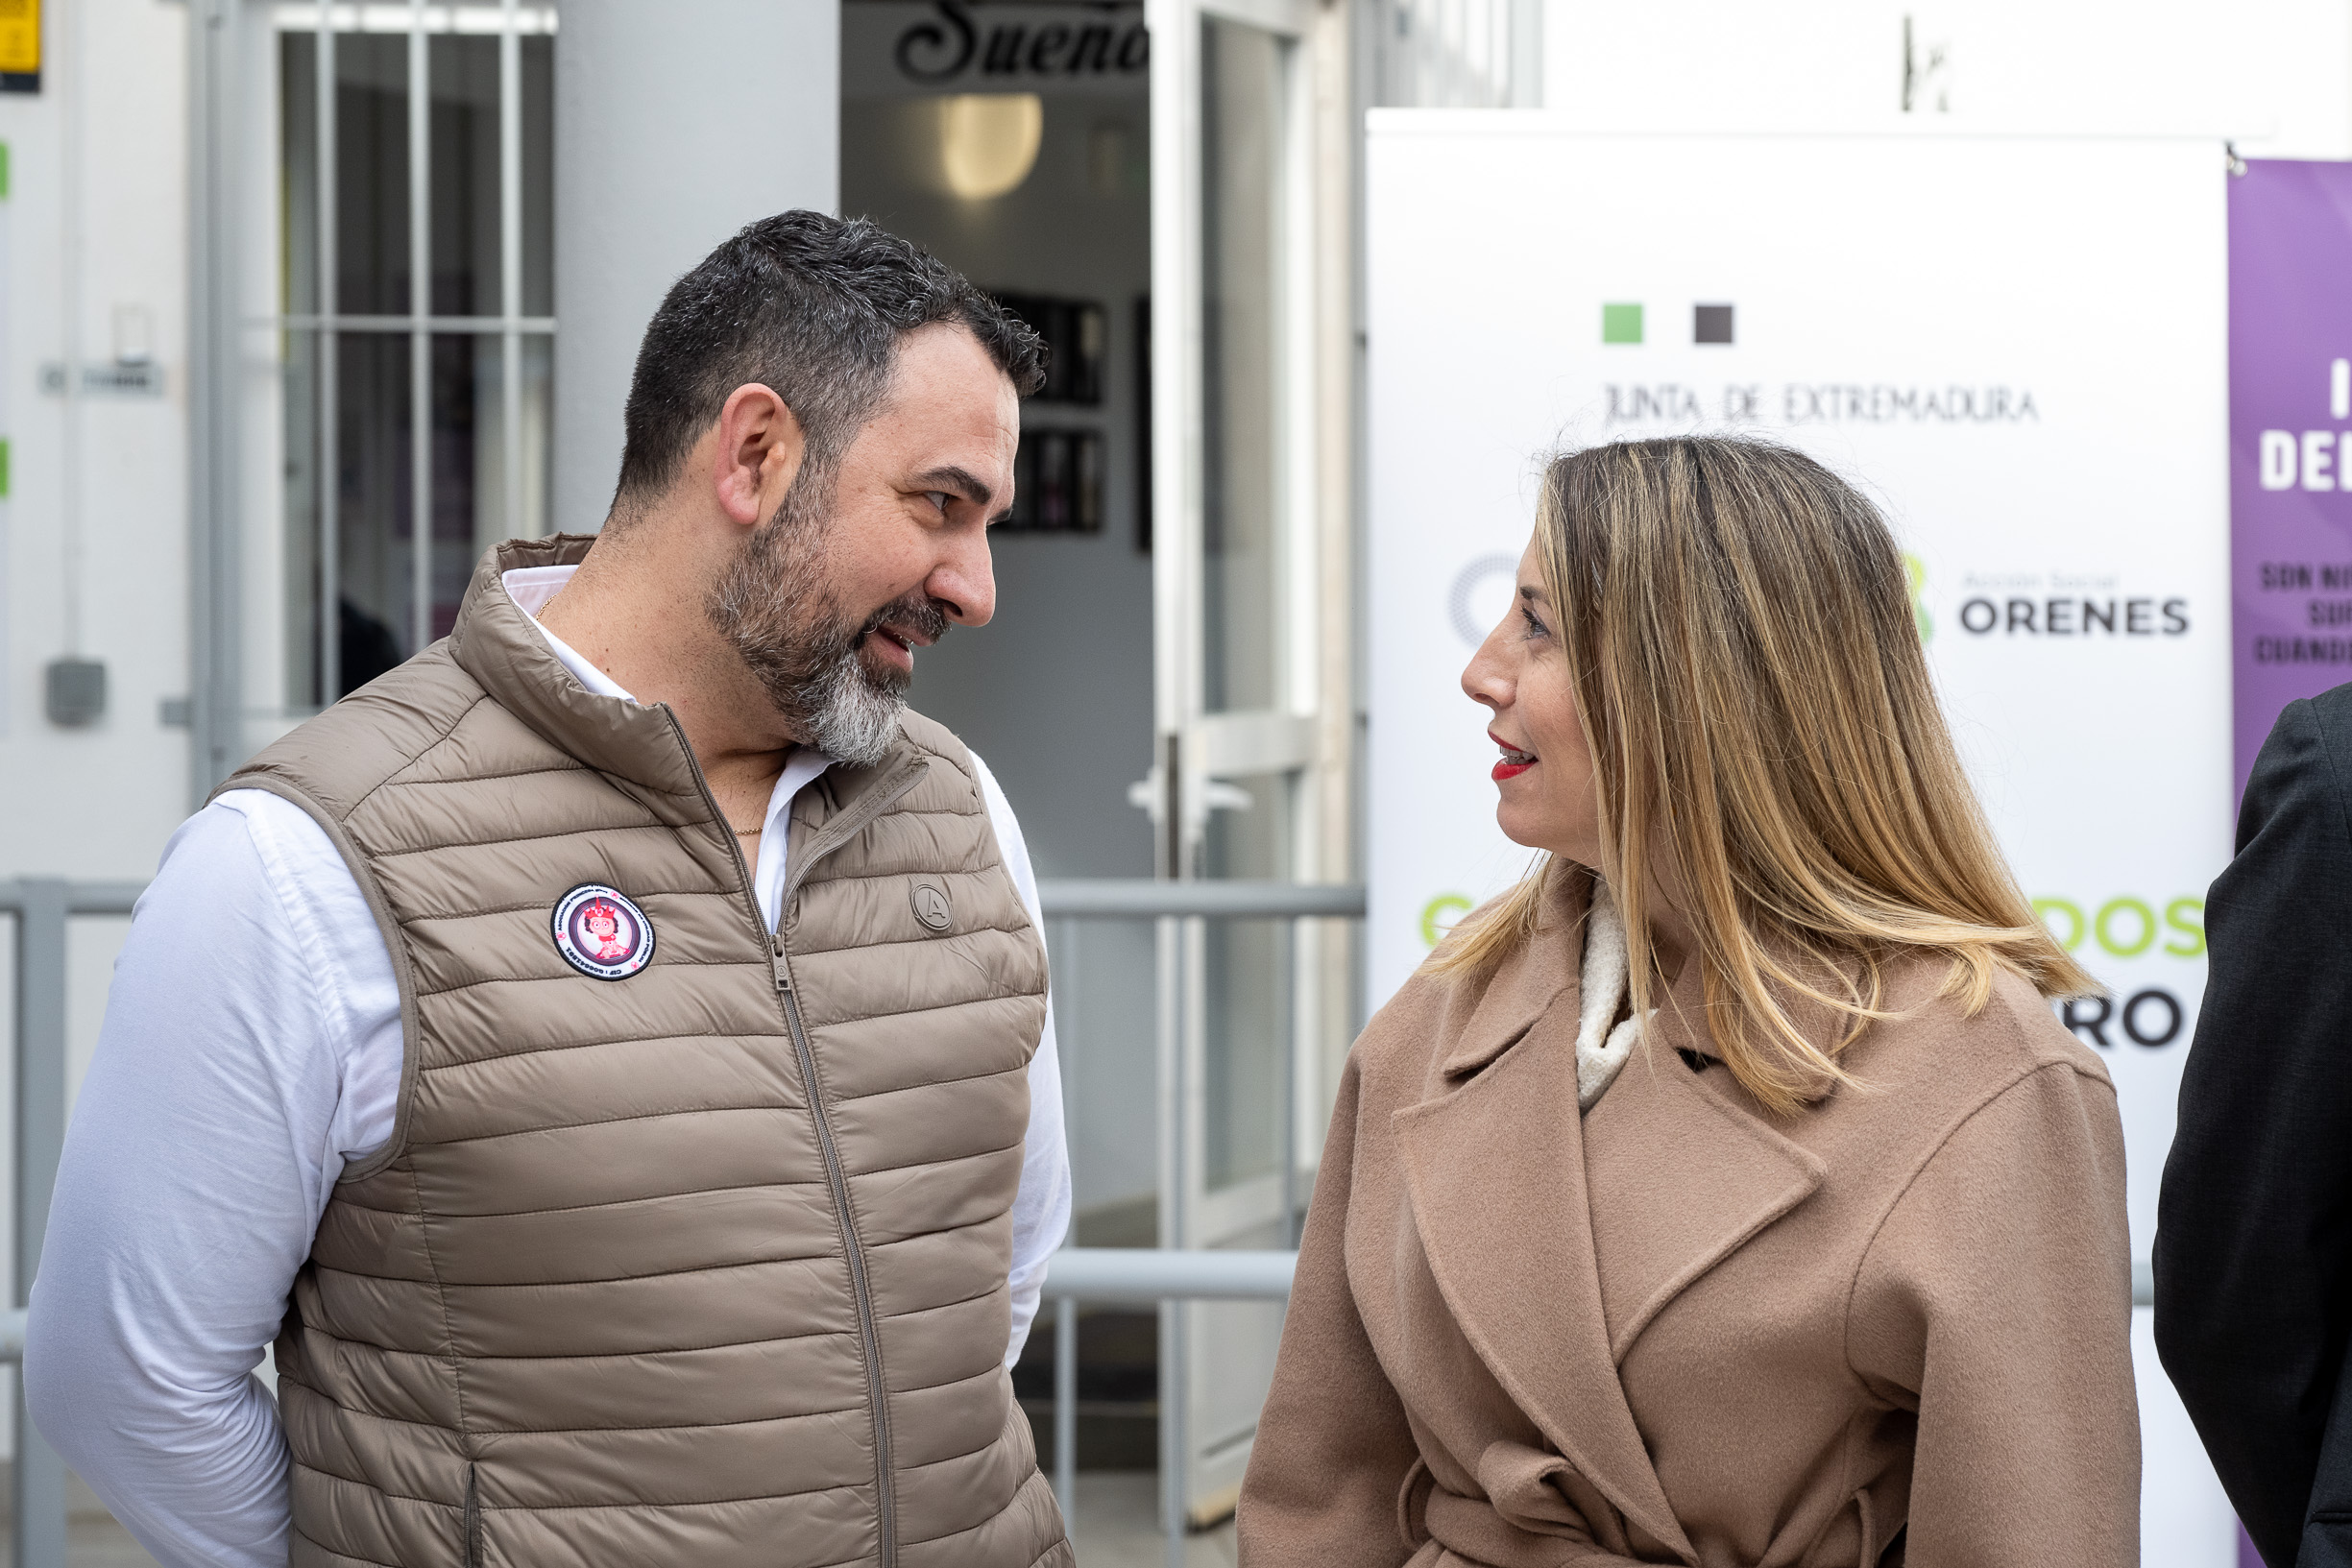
2231;159;2352;799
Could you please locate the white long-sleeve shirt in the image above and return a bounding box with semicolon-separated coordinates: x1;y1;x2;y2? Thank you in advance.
25;566;1071;1568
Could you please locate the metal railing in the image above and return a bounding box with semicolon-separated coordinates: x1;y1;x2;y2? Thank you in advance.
0;876;1346;1564
1;880;144;1568
1031;879;1364;1563
1038;1246;1297;1551
1037;880;1367;919
0;875;2157;1568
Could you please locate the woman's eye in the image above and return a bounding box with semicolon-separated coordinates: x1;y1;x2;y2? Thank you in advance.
1519;607;1549;639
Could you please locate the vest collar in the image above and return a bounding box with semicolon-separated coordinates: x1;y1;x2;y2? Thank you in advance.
446;537;920;810
443;537;709;799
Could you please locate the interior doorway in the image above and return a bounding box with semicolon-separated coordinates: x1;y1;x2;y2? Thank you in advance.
844;0;1358;1532
839;0;1170;1484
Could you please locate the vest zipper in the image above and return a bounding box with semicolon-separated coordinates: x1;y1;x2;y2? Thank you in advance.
658;712;924;1568
775;942;897;1568
462;1462;481;1567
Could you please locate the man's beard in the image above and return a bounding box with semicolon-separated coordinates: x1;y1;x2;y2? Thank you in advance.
704;477;950;768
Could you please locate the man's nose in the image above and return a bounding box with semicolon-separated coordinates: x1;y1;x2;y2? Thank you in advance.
930;527;998;628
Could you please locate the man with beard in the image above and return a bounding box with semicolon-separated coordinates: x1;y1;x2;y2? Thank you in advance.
27;212;1075;1568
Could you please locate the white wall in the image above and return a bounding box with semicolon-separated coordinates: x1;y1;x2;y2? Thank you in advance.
0;0;192;882
0;0;193;1475
1544;0;2352;157
551;0;840;535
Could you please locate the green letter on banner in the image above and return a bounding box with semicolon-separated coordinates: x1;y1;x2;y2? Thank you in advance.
2095;897;2158;958
2033;897;2085;951
1421;894;1472;948
2165;897;2206;957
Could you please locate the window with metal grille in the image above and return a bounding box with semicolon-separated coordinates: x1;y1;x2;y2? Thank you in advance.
272;3;555;706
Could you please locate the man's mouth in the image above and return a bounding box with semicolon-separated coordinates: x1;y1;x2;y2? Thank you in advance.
858;602;946;675
1491;733;1537;783
860;626;917;679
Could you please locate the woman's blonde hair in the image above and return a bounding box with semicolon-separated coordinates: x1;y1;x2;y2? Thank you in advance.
1432;437;2093;1114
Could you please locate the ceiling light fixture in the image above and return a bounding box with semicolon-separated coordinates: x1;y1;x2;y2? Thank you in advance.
937;93;1043;201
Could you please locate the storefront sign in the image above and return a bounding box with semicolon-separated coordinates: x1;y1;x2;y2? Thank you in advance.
2225;159;2352;799
842;1;1147;99
1366;123;2233;1564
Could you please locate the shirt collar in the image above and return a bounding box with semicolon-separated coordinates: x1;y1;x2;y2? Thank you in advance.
501;564;636;703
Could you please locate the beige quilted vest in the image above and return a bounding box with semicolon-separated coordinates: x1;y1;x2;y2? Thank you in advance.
220;537;1070;1568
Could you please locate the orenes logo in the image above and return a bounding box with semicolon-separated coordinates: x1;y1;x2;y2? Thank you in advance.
552;883;655;980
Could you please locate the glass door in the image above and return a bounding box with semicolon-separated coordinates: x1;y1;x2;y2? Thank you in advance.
1148;0;1331;1529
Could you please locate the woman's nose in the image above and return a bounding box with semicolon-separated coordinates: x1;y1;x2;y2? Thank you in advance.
1462;625;1515;711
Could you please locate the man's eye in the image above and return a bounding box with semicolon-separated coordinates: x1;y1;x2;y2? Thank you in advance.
926;492;953;514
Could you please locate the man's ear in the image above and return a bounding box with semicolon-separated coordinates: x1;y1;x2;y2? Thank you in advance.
711;383;807;528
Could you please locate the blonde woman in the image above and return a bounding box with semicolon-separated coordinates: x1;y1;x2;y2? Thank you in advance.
1238;438;2136;1566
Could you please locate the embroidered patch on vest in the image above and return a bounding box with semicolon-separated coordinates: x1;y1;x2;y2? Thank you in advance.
910;880;953;933
551;883;655;979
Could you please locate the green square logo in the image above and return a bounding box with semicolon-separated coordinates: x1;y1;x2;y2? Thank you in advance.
1602;302;1643;345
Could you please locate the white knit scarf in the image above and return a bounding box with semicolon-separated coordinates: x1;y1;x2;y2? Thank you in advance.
1576;880;1654;1112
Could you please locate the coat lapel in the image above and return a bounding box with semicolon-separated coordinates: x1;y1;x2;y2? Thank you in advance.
1393;872;1699;1565
1582;962;1827;1363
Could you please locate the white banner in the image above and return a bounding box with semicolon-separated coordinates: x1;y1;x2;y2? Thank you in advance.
1366;118;2233;1563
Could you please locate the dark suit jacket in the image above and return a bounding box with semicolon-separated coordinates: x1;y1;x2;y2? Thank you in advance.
2159;684;2352;1568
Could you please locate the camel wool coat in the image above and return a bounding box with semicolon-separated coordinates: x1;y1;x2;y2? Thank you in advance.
1238;869;2137;1568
